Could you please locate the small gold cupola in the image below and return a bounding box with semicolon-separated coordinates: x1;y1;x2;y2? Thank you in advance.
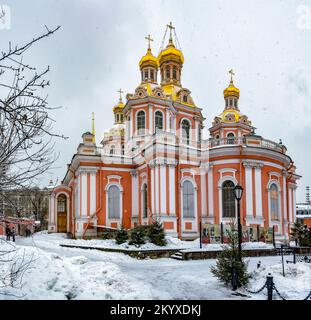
223;69;240;110
158;22;184;86
139;34;159;84
113;89;125;124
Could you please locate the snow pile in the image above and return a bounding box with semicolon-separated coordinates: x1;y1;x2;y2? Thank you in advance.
245;260;311;300
0;242;153;300
61;235;274;252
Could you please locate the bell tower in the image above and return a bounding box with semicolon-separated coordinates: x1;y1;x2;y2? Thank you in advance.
158;22;184;87
139;34;159;84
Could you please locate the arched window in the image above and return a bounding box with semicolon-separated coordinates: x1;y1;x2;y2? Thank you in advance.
155;111;163;132
222;181;235;218
227;132;235;144
166;67;170;80
215;134;220;146
183;95;188;103
137;110;145;134
108;185;120;219
142;184;148;218
150;69;154;81
57;194;67;212
110;145;115;155
173;67;177;79
270;183;279;220
183;180;195;218
181;119;190;144
144;70;148;81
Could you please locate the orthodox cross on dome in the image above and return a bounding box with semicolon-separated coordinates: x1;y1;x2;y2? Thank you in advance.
229;69;235;82
145;34;153;50
117;88;124;102
167;21;175;41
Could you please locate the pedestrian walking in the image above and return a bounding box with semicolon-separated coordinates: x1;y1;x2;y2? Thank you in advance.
11;226;16;242
5;224;11;241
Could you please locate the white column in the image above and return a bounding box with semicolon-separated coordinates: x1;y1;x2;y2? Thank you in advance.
130;109;133;138
293;188;296;222
166;109;170;132
50;195;55;224
283;174;287;221
90;173;96;215
201;171;207;217
151;166;155;213
169;165;176;214
131;172;139;217
245;166;253;216
149;105;153;134
288;187;292;223
81;173;87;216
255;166;263;217
155;165;159;214
160;165;166;214
208;165;214;216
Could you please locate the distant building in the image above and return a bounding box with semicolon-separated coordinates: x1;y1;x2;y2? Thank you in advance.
296;203;311;227
0;184;53;230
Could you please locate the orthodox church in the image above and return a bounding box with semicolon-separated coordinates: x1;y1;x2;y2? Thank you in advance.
48;23;300;240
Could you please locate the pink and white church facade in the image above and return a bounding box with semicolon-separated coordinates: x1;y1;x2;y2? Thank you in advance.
48;25;300;240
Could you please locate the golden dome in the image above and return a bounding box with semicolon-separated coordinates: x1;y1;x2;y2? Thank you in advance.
139;48;159;69
113;100;124;112
223;80;240;98
158;40;184;65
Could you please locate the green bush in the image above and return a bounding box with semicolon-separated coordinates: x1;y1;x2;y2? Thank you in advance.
211;223;250;288
115;227;128;244
129;225;146;247
148;220;167;246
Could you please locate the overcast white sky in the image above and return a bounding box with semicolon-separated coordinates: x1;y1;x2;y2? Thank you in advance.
1;0;310;201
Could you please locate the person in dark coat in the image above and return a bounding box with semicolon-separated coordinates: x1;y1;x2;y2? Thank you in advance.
5;225;11;241
11;226;16;242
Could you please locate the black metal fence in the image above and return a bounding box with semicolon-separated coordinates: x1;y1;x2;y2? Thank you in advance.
239;273;311;300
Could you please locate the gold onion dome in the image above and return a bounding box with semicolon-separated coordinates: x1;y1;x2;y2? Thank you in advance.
139;48;159;69
158;38;184;65
223;79;240;98
113;99;124;112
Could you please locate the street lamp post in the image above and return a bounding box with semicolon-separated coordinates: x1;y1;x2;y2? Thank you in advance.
234;184;244;262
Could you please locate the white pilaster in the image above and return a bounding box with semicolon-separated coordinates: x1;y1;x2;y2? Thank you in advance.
131;171;139;217
288;187;292;223
208;165;214;216
149;105;153;134
255;167;263;217
282;174;287;221
169;165;176;214
81;173;87;216
201;171;207;217
155;165;159;214
166;109;170;132
151;166;155;213
90;173;96;215
245;166;253;216
293;188;296;222
160;165;166;214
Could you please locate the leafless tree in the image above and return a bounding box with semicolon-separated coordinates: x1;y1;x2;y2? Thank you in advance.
0;25;65;193
0;25;63;297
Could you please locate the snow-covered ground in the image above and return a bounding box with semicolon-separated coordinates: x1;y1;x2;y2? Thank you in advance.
0;232;309;300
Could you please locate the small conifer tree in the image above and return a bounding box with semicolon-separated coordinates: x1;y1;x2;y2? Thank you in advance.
148;220;167;246
129;225;146;247
211;223;250;287
115;226;128;245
